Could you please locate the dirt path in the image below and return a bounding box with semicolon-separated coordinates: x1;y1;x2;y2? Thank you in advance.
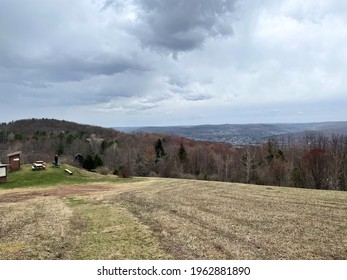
0;184;111;203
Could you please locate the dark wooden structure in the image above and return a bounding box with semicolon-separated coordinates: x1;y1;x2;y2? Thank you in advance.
7;151;21;172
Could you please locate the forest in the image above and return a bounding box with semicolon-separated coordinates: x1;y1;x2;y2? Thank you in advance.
1;118;346;191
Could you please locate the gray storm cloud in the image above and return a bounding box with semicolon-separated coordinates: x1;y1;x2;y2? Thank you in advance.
107;0;236;53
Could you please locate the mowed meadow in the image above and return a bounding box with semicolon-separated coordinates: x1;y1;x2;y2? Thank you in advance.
0;165;346;260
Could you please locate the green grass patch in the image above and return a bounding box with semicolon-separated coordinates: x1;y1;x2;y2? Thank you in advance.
0;164;140;190
73;202;171;259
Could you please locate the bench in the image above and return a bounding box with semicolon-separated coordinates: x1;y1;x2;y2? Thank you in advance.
64;168;73;175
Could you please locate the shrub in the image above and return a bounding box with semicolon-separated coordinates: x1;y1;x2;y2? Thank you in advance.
96;166;110;175
83;153;103;171
119;165;132;178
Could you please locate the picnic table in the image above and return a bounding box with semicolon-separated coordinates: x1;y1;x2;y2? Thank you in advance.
32;162;46;170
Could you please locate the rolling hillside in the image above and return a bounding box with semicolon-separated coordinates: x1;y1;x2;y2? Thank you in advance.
1;118;347;191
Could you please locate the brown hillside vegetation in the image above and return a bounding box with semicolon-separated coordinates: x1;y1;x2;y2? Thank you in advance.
1;118;347;191
1;178;346;260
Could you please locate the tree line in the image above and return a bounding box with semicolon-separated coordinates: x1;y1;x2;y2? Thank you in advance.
0;119;346;191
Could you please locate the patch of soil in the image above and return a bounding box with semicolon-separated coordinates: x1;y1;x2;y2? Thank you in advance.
0;185;111;203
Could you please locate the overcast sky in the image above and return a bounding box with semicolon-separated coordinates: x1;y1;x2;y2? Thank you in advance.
1;0;346;127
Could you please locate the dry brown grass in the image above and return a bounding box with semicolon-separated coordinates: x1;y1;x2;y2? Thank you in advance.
0;196;77;259
0;178;346;259
0;181;170;260
119;178;347;260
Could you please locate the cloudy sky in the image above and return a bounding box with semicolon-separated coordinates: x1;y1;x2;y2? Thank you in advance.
1;0;346;127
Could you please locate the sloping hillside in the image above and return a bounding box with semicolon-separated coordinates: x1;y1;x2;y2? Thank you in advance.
0;118;234;181
1;171;346;260
1;118;347;191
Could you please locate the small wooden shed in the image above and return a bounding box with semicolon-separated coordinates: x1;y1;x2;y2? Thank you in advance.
0;164;9;183
7;151;21;172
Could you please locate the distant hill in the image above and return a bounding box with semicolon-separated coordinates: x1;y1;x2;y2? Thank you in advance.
0;118;122;164
1;118;119;141
121;121;347;145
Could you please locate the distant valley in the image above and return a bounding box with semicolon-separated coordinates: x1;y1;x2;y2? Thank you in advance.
116;121;347;145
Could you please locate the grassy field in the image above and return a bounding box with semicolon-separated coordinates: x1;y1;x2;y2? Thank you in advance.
1;164;140;189
0;166;346;260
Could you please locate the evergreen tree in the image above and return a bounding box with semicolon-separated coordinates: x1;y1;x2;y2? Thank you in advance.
83;153;103;171
178;143;187;163
154;139;166;163
83;154;95;171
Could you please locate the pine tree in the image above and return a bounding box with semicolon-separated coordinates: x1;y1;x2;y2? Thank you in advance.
154;139;166;162
178;143;187;163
